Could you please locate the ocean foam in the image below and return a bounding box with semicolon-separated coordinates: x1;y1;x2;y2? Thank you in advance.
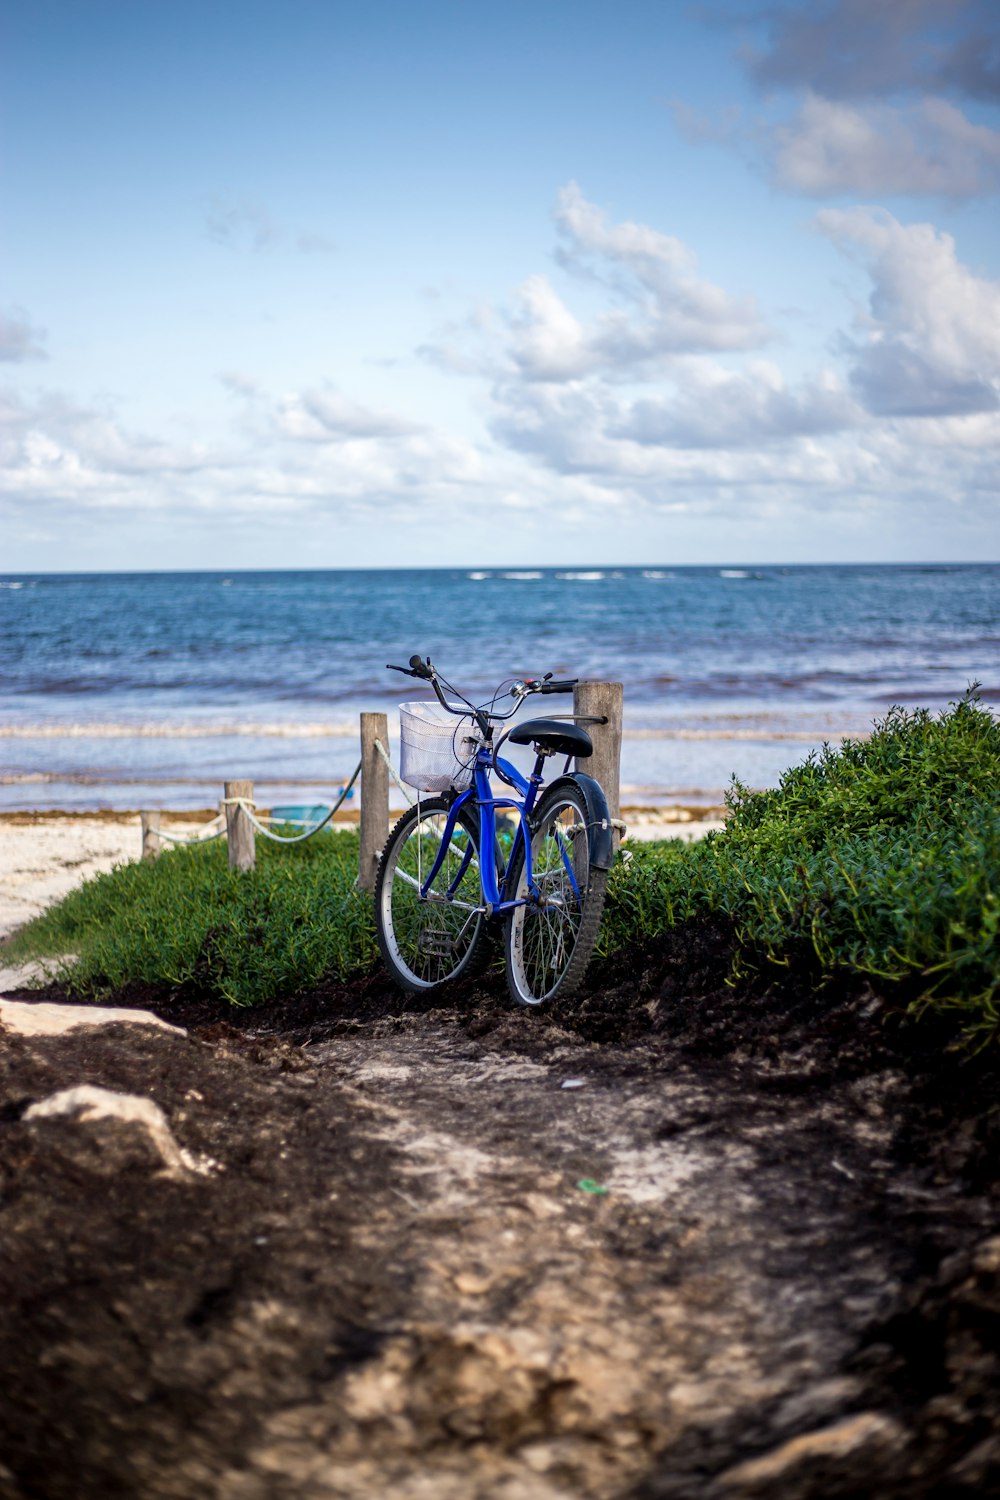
0;721;359;739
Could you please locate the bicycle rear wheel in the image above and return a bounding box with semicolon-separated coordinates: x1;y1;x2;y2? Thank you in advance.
375;798;489;992
504;780;608;1005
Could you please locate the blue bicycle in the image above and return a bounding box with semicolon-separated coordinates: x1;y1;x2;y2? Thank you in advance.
375;655;614;1005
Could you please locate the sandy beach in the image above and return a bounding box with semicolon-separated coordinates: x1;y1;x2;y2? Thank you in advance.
0;812;208;945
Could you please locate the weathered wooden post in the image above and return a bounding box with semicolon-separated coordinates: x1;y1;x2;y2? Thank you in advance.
573;680;623;845
140;811;161;862
359;712;390;890
224;779;256;872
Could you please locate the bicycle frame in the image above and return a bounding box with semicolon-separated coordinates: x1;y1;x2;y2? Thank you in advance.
416;741;581;915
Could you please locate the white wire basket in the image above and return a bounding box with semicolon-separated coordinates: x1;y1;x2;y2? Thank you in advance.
399;702;481;792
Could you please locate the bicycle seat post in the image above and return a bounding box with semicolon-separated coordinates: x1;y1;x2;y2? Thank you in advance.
528;746;554;795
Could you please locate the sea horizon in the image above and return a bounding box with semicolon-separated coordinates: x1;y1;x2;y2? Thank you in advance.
3;563;997;812
3;559;998;577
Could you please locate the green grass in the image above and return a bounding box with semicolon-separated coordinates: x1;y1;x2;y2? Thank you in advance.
9;693;1000;1039
7;827;377;1008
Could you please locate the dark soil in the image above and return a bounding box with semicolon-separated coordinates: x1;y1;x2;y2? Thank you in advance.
1;923;998;1498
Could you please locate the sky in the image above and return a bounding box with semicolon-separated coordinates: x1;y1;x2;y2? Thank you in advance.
2;0;999;570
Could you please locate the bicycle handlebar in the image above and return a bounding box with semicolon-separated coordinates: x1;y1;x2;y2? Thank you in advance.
386;656;580;732
386;657;435;680
388;659;577;694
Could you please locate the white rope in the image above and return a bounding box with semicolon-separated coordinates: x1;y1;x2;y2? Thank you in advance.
237;761;362;844
374;737;416;806
147;814;227;847
564;818;628;837
146;762;362;849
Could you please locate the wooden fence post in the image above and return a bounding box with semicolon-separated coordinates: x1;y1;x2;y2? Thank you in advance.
224;779;256;872
359;712;390;890
573;680;623;844
140;811;161;862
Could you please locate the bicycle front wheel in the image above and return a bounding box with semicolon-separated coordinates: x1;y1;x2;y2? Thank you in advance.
504;780;608;1006
375;798;489;992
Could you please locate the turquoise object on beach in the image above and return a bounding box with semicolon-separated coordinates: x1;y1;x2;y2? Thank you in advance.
270;805;337;827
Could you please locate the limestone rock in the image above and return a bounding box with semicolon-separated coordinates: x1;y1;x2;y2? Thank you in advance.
716;1412;908;1494
23;1084;218;1179
0;997;185;1037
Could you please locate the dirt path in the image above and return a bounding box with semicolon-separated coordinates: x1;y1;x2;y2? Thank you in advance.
2;977;997;1499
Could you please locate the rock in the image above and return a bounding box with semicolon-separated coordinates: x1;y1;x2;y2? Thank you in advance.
453;1272;493;1296
716;1411;908;1494
23;1084;218;1179
0;997;185;1037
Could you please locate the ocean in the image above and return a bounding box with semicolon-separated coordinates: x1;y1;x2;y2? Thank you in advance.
1;565;997;811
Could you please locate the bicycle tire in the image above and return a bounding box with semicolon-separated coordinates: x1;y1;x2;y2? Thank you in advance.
375;797;490;992
504;779;608;1006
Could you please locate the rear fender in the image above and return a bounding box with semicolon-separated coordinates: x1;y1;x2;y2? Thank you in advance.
542;773;614;872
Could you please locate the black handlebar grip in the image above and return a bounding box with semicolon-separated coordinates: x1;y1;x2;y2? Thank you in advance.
408;654;434;680
538;678;578;694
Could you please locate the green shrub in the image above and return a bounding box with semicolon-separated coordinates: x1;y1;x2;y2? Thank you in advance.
9;828;377;1008
601;692;1000;1041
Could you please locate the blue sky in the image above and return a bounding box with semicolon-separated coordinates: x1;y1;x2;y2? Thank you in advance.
2;0;999;569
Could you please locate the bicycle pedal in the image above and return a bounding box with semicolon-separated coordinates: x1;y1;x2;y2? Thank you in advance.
417;929;454;957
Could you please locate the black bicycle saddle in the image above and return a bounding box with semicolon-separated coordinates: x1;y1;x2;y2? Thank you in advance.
507;718;593;758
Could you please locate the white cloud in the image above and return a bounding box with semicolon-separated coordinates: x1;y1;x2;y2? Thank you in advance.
488;377;866;492
817;206;1000;415
770;92;1000;198
549;183;770;362
676;1;1000;201
0;390;226;515
508;275;593;380
408;183;999;536
274;386;421;441
0;307;47;362
417;304;501;377
205;196;278;251
424;187;769;384
617;360;859;448
205;199;339;257
441;191;1000;535
218;370;262;398
486;368;1000;535
0;380;485;530
5;179;999;558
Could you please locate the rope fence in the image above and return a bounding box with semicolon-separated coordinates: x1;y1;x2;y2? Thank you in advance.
139;682;624;884
146;813;227;847
141;763;361;871
235;760;362;843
